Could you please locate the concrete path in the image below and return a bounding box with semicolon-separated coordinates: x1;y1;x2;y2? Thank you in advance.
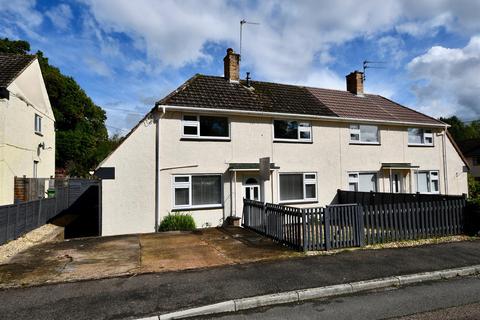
0;227;297;288
0;240;479;320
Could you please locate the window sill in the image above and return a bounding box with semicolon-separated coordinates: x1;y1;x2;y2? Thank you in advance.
181;136;230;142
408;144;434;147
349;142;380;145
172;204;223;211
279;199;318;205
273;139;313;144
35;131;43;137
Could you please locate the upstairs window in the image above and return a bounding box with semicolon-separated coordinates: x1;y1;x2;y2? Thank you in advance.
273;120;312;142
350;124;379;144
408;128;433;146
34;114;42;134
182;115;229;139
279;173;317;203
348;172;377;192
416;170;439;194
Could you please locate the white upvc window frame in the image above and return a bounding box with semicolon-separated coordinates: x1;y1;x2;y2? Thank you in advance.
33;160;38;178
278;172;317;204
172;174;223;210
273;120;312;143
348;171;378;192
349;124;380;144
408;128;434;146
34;114;42;134
415;170;440;194
181;114;230;140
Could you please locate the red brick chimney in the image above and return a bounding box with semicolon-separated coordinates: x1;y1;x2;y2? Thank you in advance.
223;48;240;82
346;71;364;96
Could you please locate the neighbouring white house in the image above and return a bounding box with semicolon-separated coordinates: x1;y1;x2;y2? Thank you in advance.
0;54;55;205
458;139;480;181
97;48;468;236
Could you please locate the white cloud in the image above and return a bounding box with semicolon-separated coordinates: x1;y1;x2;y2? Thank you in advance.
78;0;480;88
84;56;112;76
301;69;344;90
0;0;44;39
395;13;454;37
45;4;73;30
399;0;480;35
407;36;480;119
377;36;407;64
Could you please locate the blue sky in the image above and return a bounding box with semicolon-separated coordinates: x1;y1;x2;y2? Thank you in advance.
1;0;479;136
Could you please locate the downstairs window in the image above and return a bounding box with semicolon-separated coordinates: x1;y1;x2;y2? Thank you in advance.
172;174;222;209
416;171;439;194
279;173;317;203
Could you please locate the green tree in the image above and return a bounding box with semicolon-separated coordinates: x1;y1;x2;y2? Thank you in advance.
440;116;480;142
0;38;119;176
0;38;30;54
468;175;480;205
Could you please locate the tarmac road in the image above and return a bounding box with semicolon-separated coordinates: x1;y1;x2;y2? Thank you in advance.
0;240;479;320
204;276;480;320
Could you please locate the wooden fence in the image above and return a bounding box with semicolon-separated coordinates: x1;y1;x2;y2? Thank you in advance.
243;200;304;250
0;179;99;245
337;189;465;206
363;199;465;245
243;199;363;251
243;197;466;252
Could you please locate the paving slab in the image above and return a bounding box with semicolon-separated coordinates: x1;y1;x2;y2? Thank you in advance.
0;227;297;288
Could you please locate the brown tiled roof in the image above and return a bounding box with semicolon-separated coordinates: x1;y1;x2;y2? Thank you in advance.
157;74;444;126
159;75;336;117
307;87;442;125
0;54;36;88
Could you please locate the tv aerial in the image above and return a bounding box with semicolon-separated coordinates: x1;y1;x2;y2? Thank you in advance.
240;19;260;60
363;60;386;81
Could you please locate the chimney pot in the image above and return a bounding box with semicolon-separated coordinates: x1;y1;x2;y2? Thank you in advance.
224;48;240;82
346;71;364;96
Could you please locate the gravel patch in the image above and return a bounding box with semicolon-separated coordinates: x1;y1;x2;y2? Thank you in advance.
0;224;63;264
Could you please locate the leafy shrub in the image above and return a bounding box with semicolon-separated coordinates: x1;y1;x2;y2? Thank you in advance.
158;213;196;232
468;175;480;206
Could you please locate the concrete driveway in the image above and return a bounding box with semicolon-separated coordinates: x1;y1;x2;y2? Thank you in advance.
0;227;298;289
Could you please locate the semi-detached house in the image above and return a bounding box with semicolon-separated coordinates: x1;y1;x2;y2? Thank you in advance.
98;48;468;236
0;54;55;205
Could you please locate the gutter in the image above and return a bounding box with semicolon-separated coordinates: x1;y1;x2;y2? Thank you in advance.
156;104;448;129
155;106;166;232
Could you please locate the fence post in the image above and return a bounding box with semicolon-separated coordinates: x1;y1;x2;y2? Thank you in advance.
324;207;331;251
302;209;307;252
54;191;58;216
262;202;267;234
14;205;19;239
357;205;365;247
37;198;42;226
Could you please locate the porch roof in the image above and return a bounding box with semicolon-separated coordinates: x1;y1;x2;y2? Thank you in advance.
381;162;420;170
228;162;280;171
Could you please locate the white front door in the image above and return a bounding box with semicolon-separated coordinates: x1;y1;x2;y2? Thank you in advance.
391;172;404;193
243;177;261;201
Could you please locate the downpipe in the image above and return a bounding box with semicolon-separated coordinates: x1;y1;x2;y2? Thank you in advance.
155;106;166;232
